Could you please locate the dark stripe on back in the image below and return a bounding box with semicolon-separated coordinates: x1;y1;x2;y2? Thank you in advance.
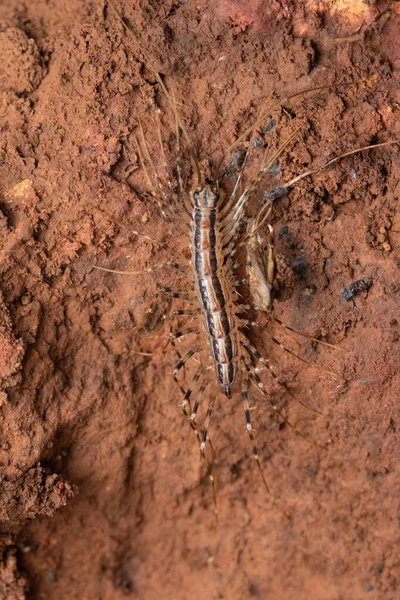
198;275;226;312
194;208;216;228
207;310;231;338
212;336;233;363
195;248;218;277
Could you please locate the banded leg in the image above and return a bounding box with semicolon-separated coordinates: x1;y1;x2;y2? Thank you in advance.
180;365;205;413
171;310;196;318
190;378;210;425
241;377;287;516
170;327;200;341
243;354;322;445
241;339;325;417
258;329;342;379
240;340;326;420
172;355;218;518
162;287;194;300
200;396;216;454
172;347;201;398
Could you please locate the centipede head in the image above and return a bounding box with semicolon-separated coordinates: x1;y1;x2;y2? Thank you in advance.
193;178;221;208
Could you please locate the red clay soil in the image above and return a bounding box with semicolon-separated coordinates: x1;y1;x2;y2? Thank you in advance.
0;1;400;599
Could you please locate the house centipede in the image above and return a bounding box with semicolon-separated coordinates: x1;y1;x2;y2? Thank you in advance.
90;2;399;516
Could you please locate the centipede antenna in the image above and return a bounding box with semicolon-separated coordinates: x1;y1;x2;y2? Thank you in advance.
170;84;195;213
108;2;203;186
280;140;400;191
135;128;173;225
215;91;276;179
216;78;373;175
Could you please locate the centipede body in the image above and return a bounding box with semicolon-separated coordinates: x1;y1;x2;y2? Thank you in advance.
92;3;399;510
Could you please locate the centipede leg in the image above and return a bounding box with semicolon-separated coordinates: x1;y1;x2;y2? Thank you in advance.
94;260;187;277
243;352;322;446
155;110;191;226
257;328;342;379
241;339;326;416
86;202;189;265
241;377;284;513
170;327;200;341
136;122;188;237
171;87;195;217
175;365;218;519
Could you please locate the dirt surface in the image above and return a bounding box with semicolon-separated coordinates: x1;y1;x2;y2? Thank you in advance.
0;1;399;599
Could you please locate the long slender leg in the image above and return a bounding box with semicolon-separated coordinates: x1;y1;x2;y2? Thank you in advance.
238;321;342;380
200;396;216;453
197;392;218;520
162;287;194;300
243;353;322;444
136;125;189;239
94;260;187;276
220;126;303;245
271;317;347;351
171;354;218;518
241;377;287;515
261;329;342;379
172;360;213;455
172;347;201;397
242;338;324;417
171;310;196;317
86;202;189;265
190;378;210;424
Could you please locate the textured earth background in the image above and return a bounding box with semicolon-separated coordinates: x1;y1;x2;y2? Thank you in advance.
0;1;399;599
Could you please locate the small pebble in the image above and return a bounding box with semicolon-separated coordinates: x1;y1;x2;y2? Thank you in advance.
265;186;287;202
278;225;292;242
262;119;276;134
341;277;373;301
292;256;308;279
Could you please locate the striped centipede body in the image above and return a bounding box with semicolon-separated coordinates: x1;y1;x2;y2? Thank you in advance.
91;4;399;513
